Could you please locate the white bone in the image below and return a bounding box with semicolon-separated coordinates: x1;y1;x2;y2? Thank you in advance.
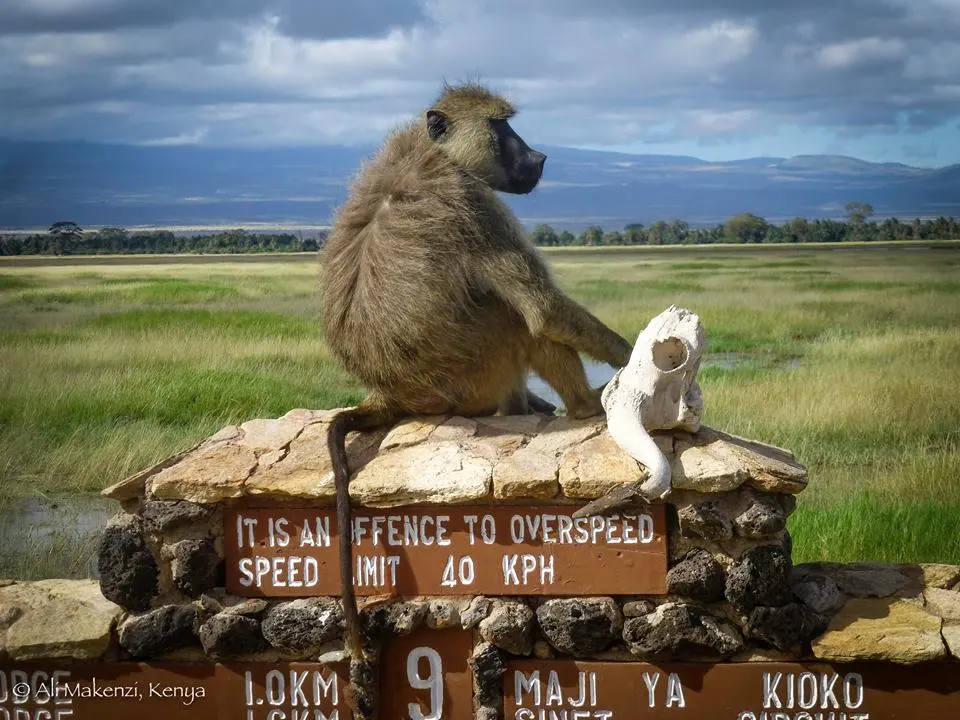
601;305;705;500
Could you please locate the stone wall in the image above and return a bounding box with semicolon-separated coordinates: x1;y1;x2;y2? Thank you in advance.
2;564;959;717
3;409;958;719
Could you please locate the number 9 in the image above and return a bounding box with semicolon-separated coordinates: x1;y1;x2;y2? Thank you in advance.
406;647;443;720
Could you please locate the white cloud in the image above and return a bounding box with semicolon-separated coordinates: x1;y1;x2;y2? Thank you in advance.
817;37;908;69
0;0;957;162
141;127;208;146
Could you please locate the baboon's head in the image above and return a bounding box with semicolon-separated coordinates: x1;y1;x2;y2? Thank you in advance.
425;83;547;195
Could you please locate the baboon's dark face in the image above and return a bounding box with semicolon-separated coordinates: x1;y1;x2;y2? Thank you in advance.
426;110;547;195
490;119;547;195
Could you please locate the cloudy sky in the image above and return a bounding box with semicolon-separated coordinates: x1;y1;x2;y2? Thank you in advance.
1;0;959;166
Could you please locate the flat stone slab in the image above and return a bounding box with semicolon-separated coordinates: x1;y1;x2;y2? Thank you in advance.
0;579;121;660
811;597;946;664
103;408;808;506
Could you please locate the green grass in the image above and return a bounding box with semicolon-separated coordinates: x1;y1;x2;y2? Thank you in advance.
1;245;959;574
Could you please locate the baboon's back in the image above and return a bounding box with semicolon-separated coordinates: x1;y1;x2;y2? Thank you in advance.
321;125;531;413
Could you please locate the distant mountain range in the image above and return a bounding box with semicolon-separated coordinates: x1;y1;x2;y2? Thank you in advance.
1;139;958;231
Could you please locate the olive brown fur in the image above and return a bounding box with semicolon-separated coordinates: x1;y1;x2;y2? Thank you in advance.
320;82;633;707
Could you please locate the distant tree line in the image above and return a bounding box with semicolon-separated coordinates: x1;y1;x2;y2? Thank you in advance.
529;204;960;247
1;205;959;256
0;224;325;256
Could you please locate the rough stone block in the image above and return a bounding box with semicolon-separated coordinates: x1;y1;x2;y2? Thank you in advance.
461;596;492;629
733;495;787;538
623;602;743;659
479;601;535;656
536;598;623;655
666;549;725;603
350;441;493;507
811;597;945;663
725;545;792;612
0;580;121;661
97;515;158;611
170;537;223;597
426;599;461;630
792;573;845;615
746;603;829;651
470;642;506;707
622;600;658;618
119;605;198;658
493;447;559;499
363;601;427;638
261;598;344;654
198;613;266;659
676;499;732;540
141;500;213;533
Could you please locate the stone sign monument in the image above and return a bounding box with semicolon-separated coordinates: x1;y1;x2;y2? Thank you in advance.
1;307;958;719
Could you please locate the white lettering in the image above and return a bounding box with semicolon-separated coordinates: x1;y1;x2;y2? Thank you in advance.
514;671;541;705
436;516;451;546
540;555;555;585
238;558;254;587
665;673;686;709
465;515;479;545
481;515;496;544
844;674;864;709
643;672;659;708
503;555;520;586
764;672;783;709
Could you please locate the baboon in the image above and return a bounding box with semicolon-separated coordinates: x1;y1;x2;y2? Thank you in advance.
321;82;633;673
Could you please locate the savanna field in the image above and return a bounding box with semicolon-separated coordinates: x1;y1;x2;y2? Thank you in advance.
1;244;958;577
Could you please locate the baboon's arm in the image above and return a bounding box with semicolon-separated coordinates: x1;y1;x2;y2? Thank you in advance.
475;250;633;368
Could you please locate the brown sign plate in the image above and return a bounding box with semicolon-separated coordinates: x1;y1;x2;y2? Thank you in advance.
224;504;667;597
380;628;474;720
0;661;348;720
503;660;960;719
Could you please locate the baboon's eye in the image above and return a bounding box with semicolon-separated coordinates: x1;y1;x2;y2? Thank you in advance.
426;110;449;140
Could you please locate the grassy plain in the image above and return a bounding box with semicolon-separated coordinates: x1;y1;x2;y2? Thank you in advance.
1;243;959;576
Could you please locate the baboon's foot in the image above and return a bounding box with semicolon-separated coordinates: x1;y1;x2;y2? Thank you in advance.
565;388;604;419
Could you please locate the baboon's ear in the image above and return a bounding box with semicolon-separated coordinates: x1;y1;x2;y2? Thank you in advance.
426;110;449;141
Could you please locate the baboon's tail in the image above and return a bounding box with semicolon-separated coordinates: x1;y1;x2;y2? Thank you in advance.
327;402;399;660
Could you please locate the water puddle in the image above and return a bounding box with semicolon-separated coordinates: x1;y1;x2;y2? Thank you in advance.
0;495;118;579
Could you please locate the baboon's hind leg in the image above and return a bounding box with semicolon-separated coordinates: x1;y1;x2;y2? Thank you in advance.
497;380;557;417
526;390;557;416
498;387;530;416
529;340;603;419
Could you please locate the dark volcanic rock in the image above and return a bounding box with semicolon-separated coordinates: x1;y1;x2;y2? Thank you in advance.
733;496;787;538
141;500;213;533
261;598;344;654
725;545;792;612
622;600;658;618
363;601;428;639
623;602;743;659
349;656;378;720
747;603;830;651
676;501;732;540
119;605;197;658
536;598;622;655
171;538;223;597
470;642;506;707
97;517;158;611
666;549;725;603
198;613;266;659
792;574;846;615
479;601;535;656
